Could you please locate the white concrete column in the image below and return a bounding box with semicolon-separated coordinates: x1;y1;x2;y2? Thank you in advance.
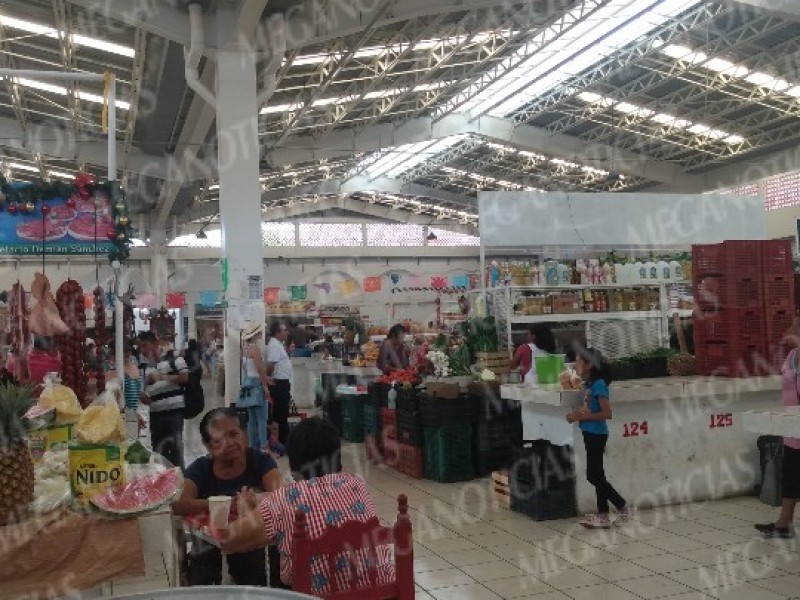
215;48;265;405
187;300;197;341
149;229;169;307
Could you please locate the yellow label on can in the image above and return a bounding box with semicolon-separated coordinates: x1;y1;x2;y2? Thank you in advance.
27;423;74;462
68;443;124;507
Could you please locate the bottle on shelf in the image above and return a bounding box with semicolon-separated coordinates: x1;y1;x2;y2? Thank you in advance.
659;258;671;283
558;262;571;286
670;259;683;281
645;257;658;282
635;260;648;283
545;260;559;286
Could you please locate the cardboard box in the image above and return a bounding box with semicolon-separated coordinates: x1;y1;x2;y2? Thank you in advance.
68;442;124;508
551;293;583;314
27;423;74;463
426;382;460;399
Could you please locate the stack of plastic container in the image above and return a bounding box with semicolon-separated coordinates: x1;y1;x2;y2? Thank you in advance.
693;240;794;377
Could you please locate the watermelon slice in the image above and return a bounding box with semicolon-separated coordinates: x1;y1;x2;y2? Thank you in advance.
91;467;182;515
16;220;68;242
66;214;115;241
48;205;78;223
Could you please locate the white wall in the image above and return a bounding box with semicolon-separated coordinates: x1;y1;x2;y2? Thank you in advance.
765;205;800;242
1;255;482;328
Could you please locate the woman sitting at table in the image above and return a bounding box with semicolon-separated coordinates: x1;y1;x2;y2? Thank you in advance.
173;407;283;587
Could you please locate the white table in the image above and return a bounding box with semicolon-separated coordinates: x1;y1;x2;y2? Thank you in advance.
501;376;782;512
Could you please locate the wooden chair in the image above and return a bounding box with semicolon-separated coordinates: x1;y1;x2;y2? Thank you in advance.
292;494;413;599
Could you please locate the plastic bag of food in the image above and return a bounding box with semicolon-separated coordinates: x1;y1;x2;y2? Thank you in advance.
39;376;82;423
75;382;125;444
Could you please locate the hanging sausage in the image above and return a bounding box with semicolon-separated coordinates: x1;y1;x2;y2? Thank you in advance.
93;286;106;394
56;280;87;406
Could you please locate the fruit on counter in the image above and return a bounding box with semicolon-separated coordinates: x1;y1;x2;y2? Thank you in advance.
91;468;182;515
75;401;124;445
0;383;36;525
23;403;56;430
559;369;584;390
39;383;82;423
367;326;388;336
360;341;380;362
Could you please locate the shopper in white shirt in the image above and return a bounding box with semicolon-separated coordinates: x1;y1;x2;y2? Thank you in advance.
266;321;293;445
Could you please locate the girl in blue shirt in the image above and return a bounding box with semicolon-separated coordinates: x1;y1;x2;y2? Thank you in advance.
567;348;633;529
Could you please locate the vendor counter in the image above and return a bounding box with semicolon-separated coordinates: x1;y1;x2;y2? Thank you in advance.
501;376;782;513
296;357;382;408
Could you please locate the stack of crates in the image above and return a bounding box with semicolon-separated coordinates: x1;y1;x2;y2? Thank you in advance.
693;240;794;377
510;441;576;521
339;385;368;443
421;392;475;482
762;240;795;370
394;387;424;478
364;383;389;463
470;382;522;477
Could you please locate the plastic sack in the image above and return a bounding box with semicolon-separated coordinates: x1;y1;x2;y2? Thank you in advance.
38;376;82;423
75;381;125;444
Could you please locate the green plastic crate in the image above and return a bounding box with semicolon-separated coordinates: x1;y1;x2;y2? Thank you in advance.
341;393;365;443
363;403;381;437
424;424;474;482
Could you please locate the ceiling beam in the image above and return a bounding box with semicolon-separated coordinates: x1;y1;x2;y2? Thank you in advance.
281;0;575;51
265;114;685;184
725;0;800;20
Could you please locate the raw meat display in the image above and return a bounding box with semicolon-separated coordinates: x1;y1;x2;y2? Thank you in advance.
73;194;109;214
56;280;87;405
29;273;70;337
66;214;114;241
48;205;78;222
16;220;68;242
9;283;30;368
91;468;182;515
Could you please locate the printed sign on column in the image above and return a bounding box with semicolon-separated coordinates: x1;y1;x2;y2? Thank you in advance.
248;275;263;301
165;292;186;309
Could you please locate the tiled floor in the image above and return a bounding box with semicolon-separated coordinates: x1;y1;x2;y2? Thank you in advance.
115;380;799;599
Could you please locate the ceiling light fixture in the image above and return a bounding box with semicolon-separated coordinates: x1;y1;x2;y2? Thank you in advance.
14;77;131;110
0;14;135;57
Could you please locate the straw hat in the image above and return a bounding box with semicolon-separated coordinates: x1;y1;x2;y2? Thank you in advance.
242;321;264;339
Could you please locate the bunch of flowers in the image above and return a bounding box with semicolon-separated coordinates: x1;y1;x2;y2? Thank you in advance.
427;349;450;378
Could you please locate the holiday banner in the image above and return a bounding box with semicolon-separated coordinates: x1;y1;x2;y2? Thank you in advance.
289;285;307;301
313;282;331;293
165;292;186;309
431;276;448;289
468;273;479;289
339;279;358;298
264;287;280;304
451;274;469;288
363;276;381;293
133;293;157;309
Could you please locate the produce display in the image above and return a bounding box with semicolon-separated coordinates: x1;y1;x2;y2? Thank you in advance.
38;381;82;424
93;286;106;393
55;279;87;405
376;369;419;385
351;341;379;367
90;467;181;515
74;384;124;445
32;447;70;514
0;383;36;525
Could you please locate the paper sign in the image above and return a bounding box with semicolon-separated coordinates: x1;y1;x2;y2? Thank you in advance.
431;276;447;289
133;293;157;309
83;293;95;310
363;277;381;293
468;273;479;289
289;285;307;301
264;287;280;304
199;291;219;307
248;275;263;301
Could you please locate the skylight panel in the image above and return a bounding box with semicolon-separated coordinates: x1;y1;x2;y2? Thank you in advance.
0;14;134;57
9;161;39;173
48;170;75;179
450;0;701;118
13;78;130;109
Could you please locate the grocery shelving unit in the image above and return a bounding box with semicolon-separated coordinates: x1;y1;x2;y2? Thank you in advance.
488;282;693;360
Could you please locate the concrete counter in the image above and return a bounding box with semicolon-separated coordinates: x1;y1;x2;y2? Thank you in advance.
743;406;800;438
501;376;782;513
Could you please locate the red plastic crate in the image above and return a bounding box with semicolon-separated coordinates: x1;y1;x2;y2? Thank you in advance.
763;274;794;309
723;240;762;273
380;408;396;440
694;274;762;310
693;244;725;277
693;309;764;343
762;239;793;275
696;340;769;378
765;307;794;344
395;443;425;479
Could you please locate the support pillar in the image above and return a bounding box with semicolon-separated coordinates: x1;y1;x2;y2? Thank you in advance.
150;229;169;308
215;48;265;405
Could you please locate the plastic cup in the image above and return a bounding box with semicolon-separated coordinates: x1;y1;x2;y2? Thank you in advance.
208;496;232;535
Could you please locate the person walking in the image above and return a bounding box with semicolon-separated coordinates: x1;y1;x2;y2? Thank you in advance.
266;321;293;445
755;321;800;539
567;347;634;529
139;331;189;470
239;322;272;453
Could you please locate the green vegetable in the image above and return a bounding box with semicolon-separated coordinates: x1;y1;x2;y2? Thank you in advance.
460;317;499;353
125;440;151;465
448;344;472;376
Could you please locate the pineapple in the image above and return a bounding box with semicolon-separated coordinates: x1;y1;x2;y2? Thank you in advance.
0;383;36;526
